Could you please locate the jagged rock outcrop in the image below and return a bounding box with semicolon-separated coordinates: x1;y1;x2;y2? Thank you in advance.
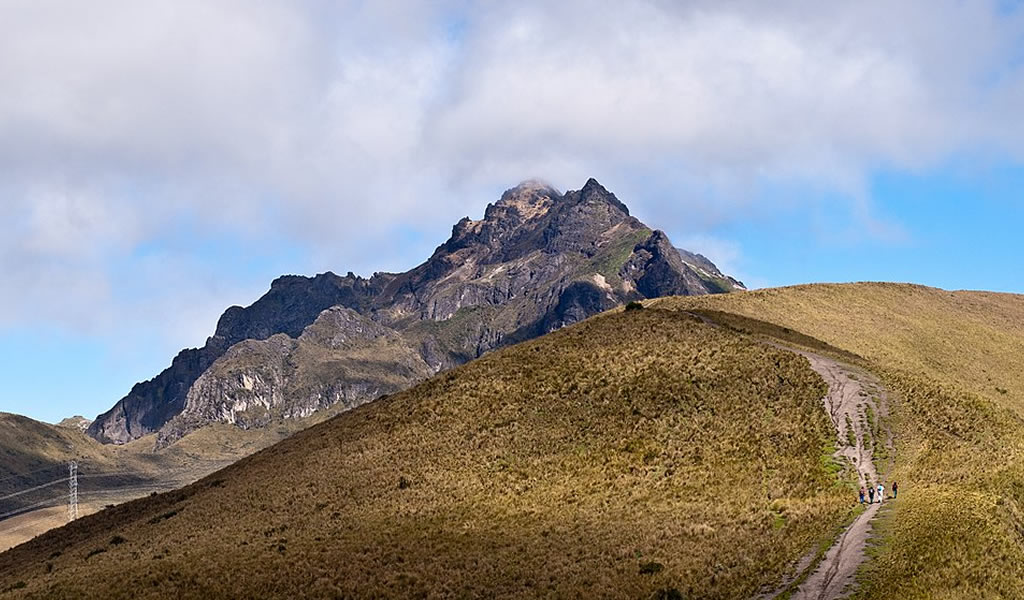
90;178;746;445
677;248;747;293
156;306;433;446
88;272;394;444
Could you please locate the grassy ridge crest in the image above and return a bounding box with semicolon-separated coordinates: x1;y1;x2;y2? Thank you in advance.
0;308;852;599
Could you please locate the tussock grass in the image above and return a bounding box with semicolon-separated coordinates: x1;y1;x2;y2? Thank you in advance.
851;370;1024;598
0;309;850;599
658;283;1024;598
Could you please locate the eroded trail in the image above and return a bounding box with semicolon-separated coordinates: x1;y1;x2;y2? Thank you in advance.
766;350;890;600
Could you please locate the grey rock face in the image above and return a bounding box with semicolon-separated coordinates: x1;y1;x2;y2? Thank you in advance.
676;248;747;292
88;272;393;444
90;178;745;445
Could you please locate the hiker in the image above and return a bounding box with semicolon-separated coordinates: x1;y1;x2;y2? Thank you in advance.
858;487;865;504
892;481;899;499
868;486;875;503
877;482;885;503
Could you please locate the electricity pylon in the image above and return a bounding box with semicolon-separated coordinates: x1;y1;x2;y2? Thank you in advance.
67;461;78;522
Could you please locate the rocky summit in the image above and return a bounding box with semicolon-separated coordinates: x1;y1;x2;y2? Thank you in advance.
88;178;744;445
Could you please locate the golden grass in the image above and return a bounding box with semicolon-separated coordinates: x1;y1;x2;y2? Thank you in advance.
0;309;852;599
657;283;1024;598
850;370;1024;598
656;283;1024;413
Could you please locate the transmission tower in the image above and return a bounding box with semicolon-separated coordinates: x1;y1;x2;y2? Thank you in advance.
67;461;78;522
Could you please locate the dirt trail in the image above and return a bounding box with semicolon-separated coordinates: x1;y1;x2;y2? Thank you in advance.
680;311;891;600
780;350;890;600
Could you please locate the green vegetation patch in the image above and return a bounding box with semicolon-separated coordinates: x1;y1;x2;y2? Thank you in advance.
589;227;652;283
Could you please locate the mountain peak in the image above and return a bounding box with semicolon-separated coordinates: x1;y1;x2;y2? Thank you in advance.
565;177;630;216
57;415;92;431
507;178;558;195
89;177;742;445
488;180;560;222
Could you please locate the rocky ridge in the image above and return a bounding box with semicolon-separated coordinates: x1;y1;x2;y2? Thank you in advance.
90;178;745;445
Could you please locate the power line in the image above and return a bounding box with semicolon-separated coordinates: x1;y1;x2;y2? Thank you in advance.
77;471;149;480
0;462;187;527
0;470;154;503
78;483;169;497
0;494;67;521
0;472;162;508
0;484;175;527
0;478;70;502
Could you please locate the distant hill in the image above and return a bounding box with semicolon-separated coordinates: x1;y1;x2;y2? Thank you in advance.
56;416;91;432
658;283;1024;410
0;407;348;550
0;413;155;522
89;179;744;446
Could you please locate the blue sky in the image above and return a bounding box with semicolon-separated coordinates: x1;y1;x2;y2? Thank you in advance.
1;1;1024;423
671;163;1024;293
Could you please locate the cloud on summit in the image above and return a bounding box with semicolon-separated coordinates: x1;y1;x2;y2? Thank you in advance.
1;0;1023;344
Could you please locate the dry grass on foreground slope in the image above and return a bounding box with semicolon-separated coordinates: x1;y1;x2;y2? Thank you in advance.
0;404;363;552
657;283;1024;598
1;309;852;600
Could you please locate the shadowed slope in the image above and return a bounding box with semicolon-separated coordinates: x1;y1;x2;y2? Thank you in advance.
0;309;848;599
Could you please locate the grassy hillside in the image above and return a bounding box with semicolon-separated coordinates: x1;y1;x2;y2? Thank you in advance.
658;283;1024;411
0;408;347;552
0;309;851;599
656;283;1024;598
0;415;110;485
0;415;144;516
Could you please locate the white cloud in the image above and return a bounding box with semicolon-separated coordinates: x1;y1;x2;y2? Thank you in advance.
0;0;1022;347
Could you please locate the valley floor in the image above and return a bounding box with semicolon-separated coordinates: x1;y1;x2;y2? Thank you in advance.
1;504;109;555
0;484;186;553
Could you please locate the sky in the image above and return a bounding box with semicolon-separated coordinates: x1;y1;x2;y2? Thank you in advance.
1;1;1023;423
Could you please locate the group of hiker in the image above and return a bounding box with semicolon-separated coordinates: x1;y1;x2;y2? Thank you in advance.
858;481;898;504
